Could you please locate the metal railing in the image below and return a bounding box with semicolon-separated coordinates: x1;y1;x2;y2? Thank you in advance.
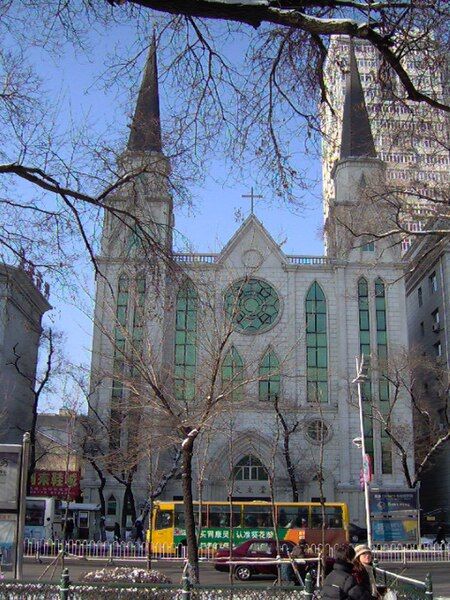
0;566;316;600
22;539;450;564
375;564;434;600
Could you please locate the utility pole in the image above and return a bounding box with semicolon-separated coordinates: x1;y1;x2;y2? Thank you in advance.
352;356;372;547
15;432;30;579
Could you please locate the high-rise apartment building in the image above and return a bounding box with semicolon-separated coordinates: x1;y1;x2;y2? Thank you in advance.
321;36;449;252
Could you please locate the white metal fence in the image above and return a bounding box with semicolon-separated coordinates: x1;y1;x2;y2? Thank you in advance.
22;539;450;563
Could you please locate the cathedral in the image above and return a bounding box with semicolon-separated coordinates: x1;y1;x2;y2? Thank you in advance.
82;38;414;531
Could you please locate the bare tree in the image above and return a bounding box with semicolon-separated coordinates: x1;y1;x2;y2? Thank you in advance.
349;349;449;490
0;2;448;288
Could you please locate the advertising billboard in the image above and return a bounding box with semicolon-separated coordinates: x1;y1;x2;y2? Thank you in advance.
370;490;419;544
0;446;21;510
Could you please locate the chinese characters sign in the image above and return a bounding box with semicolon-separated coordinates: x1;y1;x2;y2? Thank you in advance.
174;527;276;549
29;470;80;500
370;491;418;514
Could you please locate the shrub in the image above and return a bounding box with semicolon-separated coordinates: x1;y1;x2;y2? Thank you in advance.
82;566;172;584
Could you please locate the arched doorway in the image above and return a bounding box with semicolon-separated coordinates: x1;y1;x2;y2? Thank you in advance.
231;455;270;501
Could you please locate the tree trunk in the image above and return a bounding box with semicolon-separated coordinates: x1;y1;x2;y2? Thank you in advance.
90;460;107;516
121;483;136;533
182;440;199;583
284;432;299;502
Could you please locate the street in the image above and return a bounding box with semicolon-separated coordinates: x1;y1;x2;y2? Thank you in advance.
7;557;448;597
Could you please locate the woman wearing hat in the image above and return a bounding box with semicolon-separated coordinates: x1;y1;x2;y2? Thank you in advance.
352;544;380;599
321;544;373;600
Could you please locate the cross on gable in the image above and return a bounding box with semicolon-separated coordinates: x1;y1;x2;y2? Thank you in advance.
242;187;263;215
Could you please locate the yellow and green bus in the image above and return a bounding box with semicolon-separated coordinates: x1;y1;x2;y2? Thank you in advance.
149;500;349;551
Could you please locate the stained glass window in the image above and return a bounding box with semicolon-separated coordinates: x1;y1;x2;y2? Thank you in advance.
358;277;374;465
306;282;328;403
225;279;280;333
259;349;280;402
174;282;197;402
222;346;244;402
375;278;392;474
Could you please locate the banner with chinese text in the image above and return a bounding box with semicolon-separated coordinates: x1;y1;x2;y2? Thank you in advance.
29;470;80;500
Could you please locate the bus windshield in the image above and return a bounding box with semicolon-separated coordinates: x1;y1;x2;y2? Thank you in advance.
25;499;46;526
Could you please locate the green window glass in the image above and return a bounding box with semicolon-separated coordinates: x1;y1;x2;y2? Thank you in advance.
131;275;146;375
306;282;328;403
111;274;129;449
222;346;244;402
358;277;374;468
375;278;392;474
174;282;197;402
259;349;280;401
225;278;280;334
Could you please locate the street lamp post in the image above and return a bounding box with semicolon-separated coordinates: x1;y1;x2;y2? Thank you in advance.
352;355;372;547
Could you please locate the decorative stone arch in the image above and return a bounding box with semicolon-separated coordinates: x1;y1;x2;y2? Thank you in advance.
203;430;287;499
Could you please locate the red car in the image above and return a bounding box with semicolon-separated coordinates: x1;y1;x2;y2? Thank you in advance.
214;538;296;581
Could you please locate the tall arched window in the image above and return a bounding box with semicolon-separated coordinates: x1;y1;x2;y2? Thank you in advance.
375;278;392;474
358;277;374;463
174;282;197;402
306;282;328;403
222;347;244;402
107;494;117;516
259;349;280;402
131;275;146;373
111;274;129;448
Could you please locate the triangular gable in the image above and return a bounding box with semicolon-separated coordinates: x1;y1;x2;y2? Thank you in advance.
216;214;286;265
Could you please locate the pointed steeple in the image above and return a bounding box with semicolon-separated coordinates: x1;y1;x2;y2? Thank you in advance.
340;39;377;160
128;33;162;152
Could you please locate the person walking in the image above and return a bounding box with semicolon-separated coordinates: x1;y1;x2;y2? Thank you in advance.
99;516;107;542
433;523;447;545
321;544;372;600
114;522;121;542
281;539;309;585
134;518;144;543
352;544;380;599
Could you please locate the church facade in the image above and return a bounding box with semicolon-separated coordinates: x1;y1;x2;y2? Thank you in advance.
81;39;414;530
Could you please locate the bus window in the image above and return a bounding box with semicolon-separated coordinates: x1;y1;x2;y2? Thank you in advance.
208;505;241;528
25;499;46;526
155;509;173;530
194;507;208;528
327;507;343;528
311;506;343;528
243;505;273;528
174;505;185;528
277;505;308;528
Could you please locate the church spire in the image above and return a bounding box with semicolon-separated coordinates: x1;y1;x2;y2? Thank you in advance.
127;32;162;153
340;39;376;160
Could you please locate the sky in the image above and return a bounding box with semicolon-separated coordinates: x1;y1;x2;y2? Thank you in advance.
23;17;326;410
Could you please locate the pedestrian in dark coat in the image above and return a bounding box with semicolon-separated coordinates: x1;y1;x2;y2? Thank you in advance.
433;523;447;545
321;545;373;600
134;519;144;542
114;522;121;542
